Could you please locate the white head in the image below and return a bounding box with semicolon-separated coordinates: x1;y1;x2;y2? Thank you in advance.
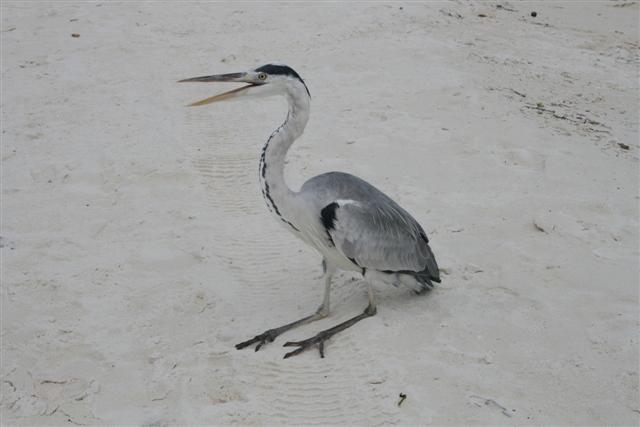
179;63;310;107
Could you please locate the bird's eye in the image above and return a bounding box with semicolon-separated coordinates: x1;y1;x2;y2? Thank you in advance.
258;73;267;80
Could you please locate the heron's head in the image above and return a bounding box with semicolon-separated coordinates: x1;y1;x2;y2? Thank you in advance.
179;63;310;107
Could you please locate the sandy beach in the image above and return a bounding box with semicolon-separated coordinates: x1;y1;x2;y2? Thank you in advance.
2;1;639;425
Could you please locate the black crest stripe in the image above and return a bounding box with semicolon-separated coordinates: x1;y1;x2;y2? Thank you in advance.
255;64;311;97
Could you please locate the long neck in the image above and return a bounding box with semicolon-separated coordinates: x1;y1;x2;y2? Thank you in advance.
259;90;310;230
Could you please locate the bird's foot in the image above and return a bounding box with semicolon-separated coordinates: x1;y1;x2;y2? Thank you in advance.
281;304;376;359
235;313;324;353
235;328;281;352
283;331;331;359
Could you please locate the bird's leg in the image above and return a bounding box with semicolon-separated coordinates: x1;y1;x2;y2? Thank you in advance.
235;261;334;352
235;312;325;352
283;282;377;359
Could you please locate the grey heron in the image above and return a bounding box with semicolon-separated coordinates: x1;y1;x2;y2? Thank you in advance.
180;63;440;359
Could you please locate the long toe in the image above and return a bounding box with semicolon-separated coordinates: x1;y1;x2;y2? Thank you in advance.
283;346;307;359
235;329;279;351
235;336;263;350
283;341;323;359
282;334;328;359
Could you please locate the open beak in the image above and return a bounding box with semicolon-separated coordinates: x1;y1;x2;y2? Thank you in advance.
178;72;255;107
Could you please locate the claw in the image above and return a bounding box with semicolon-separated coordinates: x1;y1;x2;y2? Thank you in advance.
235;329;278;352
283;346;306;359
236;339;262;351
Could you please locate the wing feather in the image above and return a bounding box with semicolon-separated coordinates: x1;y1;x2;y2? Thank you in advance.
325;199;440;281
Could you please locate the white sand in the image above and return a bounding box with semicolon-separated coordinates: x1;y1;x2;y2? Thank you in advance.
2;1;638;425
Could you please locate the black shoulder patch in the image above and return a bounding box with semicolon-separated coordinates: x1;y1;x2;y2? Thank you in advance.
255;63;311;97
320;202;339;232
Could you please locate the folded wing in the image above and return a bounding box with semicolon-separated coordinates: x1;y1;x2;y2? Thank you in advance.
322;199;440;283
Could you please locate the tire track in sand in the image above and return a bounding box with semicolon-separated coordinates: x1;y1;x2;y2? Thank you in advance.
183;114;309;296
238;333;400;425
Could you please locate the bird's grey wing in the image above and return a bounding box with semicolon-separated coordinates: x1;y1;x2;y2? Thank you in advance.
322;199;440;281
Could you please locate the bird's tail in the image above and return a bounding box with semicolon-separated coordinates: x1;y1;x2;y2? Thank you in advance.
396;271;437;295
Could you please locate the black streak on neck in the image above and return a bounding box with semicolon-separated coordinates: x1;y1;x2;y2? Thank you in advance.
259;117;300;233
